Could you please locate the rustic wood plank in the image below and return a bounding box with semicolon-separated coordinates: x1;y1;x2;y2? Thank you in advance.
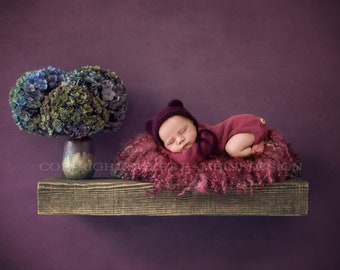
37;178;309;216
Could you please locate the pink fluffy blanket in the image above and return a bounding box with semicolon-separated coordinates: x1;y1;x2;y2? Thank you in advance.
112;129;300;198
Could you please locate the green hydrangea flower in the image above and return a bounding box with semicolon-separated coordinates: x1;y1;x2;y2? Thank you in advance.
40;84;106;138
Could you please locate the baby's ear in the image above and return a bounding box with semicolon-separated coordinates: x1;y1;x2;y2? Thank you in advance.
168;99;183;107
145;119;153;135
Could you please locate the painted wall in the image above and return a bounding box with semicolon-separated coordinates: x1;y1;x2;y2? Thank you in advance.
1;0;339;269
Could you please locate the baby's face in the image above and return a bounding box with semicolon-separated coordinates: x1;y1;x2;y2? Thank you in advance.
158;115;197;153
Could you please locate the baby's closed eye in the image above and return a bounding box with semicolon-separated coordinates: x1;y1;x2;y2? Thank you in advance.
179;127;187;134
167;139;175;146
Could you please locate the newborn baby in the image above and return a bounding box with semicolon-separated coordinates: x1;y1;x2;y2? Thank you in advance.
146;100;268;164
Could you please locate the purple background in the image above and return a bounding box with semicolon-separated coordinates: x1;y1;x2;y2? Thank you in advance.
1;0;339;269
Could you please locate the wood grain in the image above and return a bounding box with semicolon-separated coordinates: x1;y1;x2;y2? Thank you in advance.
37;178;309;216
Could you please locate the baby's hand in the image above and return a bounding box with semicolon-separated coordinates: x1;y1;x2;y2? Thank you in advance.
251;141;265;156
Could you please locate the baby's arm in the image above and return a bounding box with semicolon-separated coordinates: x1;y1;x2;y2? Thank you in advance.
165;143;206;164
225;133;265;158
164;128;217;164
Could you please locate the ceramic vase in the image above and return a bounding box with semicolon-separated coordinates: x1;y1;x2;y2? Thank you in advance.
62;137;95;180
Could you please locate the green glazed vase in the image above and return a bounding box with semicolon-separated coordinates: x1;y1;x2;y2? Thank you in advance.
62;137;95;180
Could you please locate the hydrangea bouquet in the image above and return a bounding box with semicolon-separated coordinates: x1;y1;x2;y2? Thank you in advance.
9;66;127;139
9;65;127;179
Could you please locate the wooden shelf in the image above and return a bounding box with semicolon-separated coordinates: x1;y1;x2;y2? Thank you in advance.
37;178;309;216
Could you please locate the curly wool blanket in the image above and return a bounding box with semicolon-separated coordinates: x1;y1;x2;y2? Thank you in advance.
112;129;300;198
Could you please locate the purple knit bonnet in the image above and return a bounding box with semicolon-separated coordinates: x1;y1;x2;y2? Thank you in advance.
145;99;198;147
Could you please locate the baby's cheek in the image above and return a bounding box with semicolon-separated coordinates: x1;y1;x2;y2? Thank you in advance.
169;145;181;153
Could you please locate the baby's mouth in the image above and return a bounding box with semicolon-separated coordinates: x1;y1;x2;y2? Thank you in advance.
183;142;193;150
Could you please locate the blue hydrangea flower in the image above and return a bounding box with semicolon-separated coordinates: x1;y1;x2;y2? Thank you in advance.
9;66;67;135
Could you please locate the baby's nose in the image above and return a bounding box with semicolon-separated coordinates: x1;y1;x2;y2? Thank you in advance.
176;136;185;144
